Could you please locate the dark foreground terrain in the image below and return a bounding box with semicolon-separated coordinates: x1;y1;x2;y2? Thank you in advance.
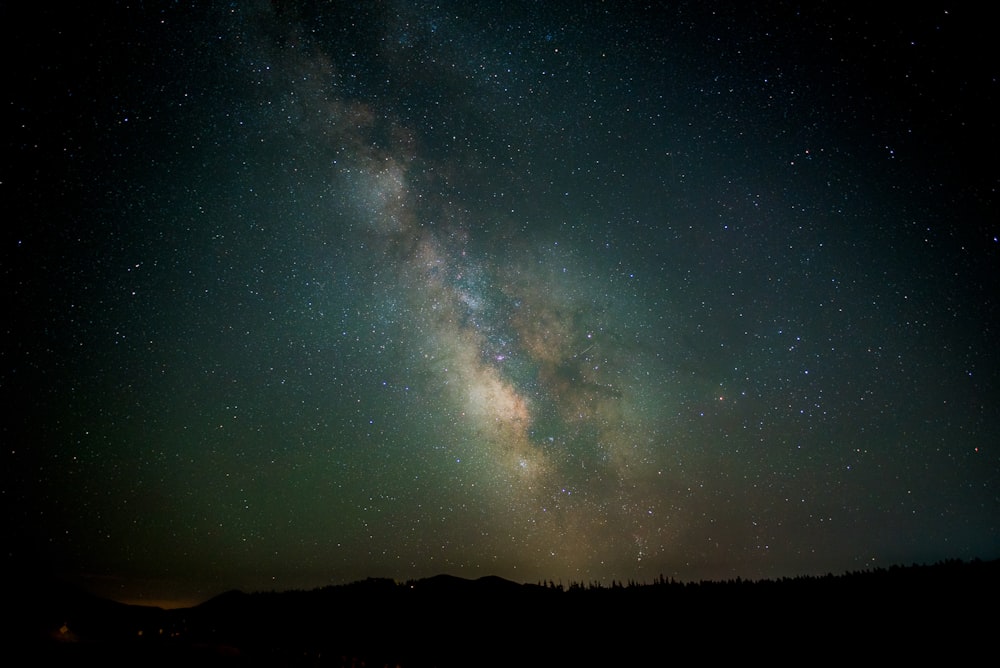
9;559;998;666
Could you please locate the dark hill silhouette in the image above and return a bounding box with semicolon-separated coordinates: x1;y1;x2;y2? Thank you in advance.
12;558;999;666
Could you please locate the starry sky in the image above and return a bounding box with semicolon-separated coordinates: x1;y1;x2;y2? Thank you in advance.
5;1;998;608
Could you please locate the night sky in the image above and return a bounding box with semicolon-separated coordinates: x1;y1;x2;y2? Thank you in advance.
5;1;998;608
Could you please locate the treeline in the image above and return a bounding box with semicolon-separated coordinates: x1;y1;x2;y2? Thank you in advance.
20;558;999;667
534;556;997;592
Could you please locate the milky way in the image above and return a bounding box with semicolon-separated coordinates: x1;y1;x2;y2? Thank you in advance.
5;1;997;606
312;65;680;580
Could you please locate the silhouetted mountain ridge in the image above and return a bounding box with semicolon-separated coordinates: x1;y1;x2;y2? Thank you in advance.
17;558;1000;666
